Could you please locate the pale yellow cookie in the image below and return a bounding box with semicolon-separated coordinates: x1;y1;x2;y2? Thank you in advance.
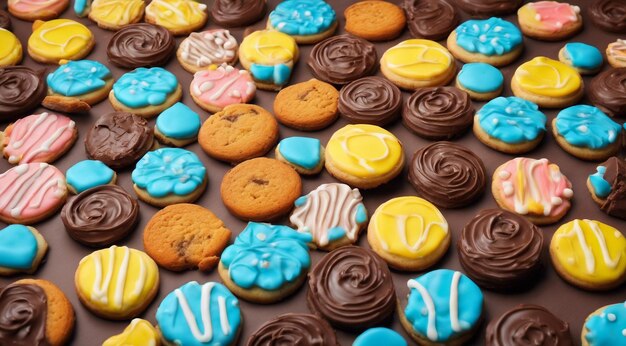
27;19;94;64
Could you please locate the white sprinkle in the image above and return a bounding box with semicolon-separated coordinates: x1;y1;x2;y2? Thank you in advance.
622;329;626;337
493;26;503;32
562;188;574;198
616;231;623;239
256;233;267;241
90;67;97;73
492;118;499;125
503;182;514;196
608;313;616;322
551;197;562;205
479;34;487;42
505;107;513;114
250;259;258;266
63;67;71;73
498;170;511;179
578;125;588;133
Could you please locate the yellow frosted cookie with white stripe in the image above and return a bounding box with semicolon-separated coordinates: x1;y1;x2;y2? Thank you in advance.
88;0;145;31
103;318;160;346
145;0;207;36
0;29;22;67
27;19;94;64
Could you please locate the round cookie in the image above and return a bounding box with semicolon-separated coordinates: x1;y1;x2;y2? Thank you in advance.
582;302;626;346
354;328;408;346
588;68;626;117
403;0;459;41
220;158;301;221
28;19;94;64
145;0;208;36
0;66;47;122
339;76;402;126
590;0;626;34
177;29;239;73
588;157;626;220
607;39;626;68
0;224;48;276
219;222;312;303
308;246;396;331
0;9;12;29
73;0;90;16
368;196;450;271
88;0;145;30
0;29;22;67
103;319;160;346
486;305;573;346
267;0;337;44
275;136;325;175
8;0;69;21
210;0;266;27
409;142;487;209
308;35;377;85
131;148;207;207
344;1;406;41
154;102;201;147
456;62;503;101
66;162;117;195
273;79;338;130
247;313;339;346
143;203;231;272
559;42;604;75
517;1;582;41
493;158;573;225
190;64;256;113
455;0;522;17
107;23;176;69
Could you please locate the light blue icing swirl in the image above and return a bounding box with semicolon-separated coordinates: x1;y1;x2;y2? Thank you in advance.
113;67;178;108
555;105;622;149
458;62;503;93
455;17;523;56
47;60;111;97
269;0;336;36
589;166;612;199
0;225;38;270
278;137;321;170
156;102;201;140
564;42;603;70
66;160;115;193
477;96;546;144
584;302;626;346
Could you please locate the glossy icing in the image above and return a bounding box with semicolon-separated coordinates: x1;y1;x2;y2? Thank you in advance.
66;159;115;193
564;42;603;70
28;19;93;60
269;0;336;36
191;64;256;108
145;0;207;30
353;327;407;346
112;67;178;108
90;0;145;27
239;30;297;86
74;0;89;16
102;319;160;346
47;60;111;96
9;0;67;12
519;1;580;32
455;17;522;56
584;302;626;346
458;62;503;93
555;105;621;150
156;102;201;139
278;137;322;170
607;39;626;63
0;225;38;270
383;39;453;79
590;165;612;199
514;57;582;97
477;96;546;144
179;30;238;68
0;29;21;66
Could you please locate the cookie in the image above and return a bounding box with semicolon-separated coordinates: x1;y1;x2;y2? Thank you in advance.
156;281;242;346
559;42;604;75
308;35;377;85
143;203;231;272
553;105;622;161
456;62;503;101
588;157;626;220
344;1;406;41
8;0;69;21
0;9;12;29
61;185;139;247
0;225;48;276
590;0;626;34
326;124;405;189
588;68;626;117
154;102;201;147
550;219;626;291
247;313;339;346
210;0;266;27
275;137;325;175
220;158;301;221
339;76;402;126
198;104;278;163
0;66;47;122
28;19;94;64
2;112;77;164
455;0;522;17
607;39;626;68
219;222;312;303
103;319;160;346
190;64;256;113
308;246;396;331
403;0;459;41
368;196;450;271
355;328;407;346
517;1;582;41
132;148;207;207
582;302;626;346
447;17;523;67
177;29;239;73
273;79;339;130
145;0;208;36
474;96;547;154
492;158;573;225
88;0;145;30
75;245;159;319
107;23;176;69
0;29;22;67
67;159;115;192
268;0;337;44
487;305;573;346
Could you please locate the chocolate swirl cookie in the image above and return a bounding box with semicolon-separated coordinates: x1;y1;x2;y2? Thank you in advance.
61;185;139;247
308;35;377;85
403;0;459;40
590;0;626;33
588;68;626;117
409;142;486;208
0;66;47;121
402;87;474;140
0;284;47;346
459;209;544;290
591;157;626;219
0;9;11;30
246;313;339;346
107;23;175;69
210;0;266;27
454;0;522;17
338;76;402;126
486;305;573;346
307;246;395;331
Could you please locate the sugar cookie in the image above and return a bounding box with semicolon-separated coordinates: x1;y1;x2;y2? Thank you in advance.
8;0;69;21
103;319;160;346
456;62;503;101
0;225;48;276
273;79;338;130
190;64;256;113
588;157;626;220
606;39;626;68
247;313;339;345
403;0;459;41
66;160;116;194
455;0;522;17
0;66;47;122
210;0;266;27
0;29;22;67
107;23;176;69
28;19;94;64
588;68;626;117
145;0;208;36
268;0;337;44
517;1;582;41
308;35;377;85
275;136;325;175
154;102;201;147
582;302;626;346
354;328;408;346
344;1;406;41
177;29;239;73
88;0;145;30
559;42;604;75
487;305;572;346
339;76;402;126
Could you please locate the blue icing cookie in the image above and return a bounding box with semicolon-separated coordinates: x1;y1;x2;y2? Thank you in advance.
131;148;206;198
278;137;321;170
477;96;546;144
250;63;291;86
66;160;115;193
156;281;241;346
47;60;111;97
113;67;178;108
269;0;336;36
74;0;89;16
353;328;407;346
156;102;201;140
455;17;522;56
555;105;621;150
458;62;503;93
584;302;626;346
0;225;39;270
589;165;612;199
564;42;603;70
405;269;483;343
220;222;312;291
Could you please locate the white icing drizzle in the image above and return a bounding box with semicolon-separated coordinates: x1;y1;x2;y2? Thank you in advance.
38;21;91;54
517;58;571;90
608;39;626;62
408;278;438;341
337;127;395;173
0;163;65;218
557;219;622;274
174;282;231;343
180;30;237;67
386;43;452;70
146;0;207;26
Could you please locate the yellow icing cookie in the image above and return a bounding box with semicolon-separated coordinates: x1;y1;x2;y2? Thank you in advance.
102;318;160;346
381;39;453;80
89;0;145;28
239;29;298;65
145;0;207;32
513;57;582;97
28;19;93;63
0;29;22;66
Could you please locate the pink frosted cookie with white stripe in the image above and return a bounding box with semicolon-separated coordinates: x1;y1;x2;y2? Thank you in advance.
190;64;256;113
2;112;77;165
8;0;69;21
0;162;67;224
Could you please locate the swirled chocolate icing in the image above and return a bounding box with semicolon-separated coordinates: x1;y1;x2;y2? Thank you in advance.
338;76;402;126
403;0;459;40
107;23;176;69
454;0;522;17
307;246;395;332
409;142;486;208
210;0;267;27
459;209;544;290
595;157;626;219
486;304;573;346
308;35;377;85
0;66;47;121
0;283;48;346
590;0;626;33
61;185;139;247
588;68;626;117
402;87;474;140
85;112;153;169
0;10;11;30
246;313;339;346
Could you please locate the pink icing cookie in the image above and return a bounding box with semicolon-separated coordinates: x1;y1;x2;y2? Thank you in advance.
8;0;69;19
528;1;580;31
190;64;256;112
0;162;67;224
3;112;77;165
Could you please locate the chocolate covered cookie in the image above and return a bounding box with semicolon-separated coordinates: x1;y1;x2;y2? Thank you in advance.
403;0;458;40
0;66;47;121
486;305;572;346
588;68;626;117
308;35;377;85
339;76;402;126
247;313;339;346
107;23;176;69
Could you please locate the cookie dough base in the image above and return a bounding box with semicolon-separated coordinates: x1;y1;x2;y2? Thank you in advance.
43;78;114;113
473;116;545;154
275;144;325;175
380;58;456;91
133;177;207;208
456;78;503;102
239;51;299;91
154;126;198;148
447;31;523;67
109;84;183;118
551;118;621;161
511;78;584;109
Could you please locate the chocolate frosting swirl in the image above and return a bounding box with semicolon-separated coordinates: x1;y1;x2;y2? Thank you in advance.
307;246;395;331
454;0;522;17
402;87;474;140
85;112;153;170
61;185;139;247
0;67;47;121
403;0;459;40
210;0;266;27
486;304;573;346
107;23;175;69
0;10;11;30
246;313;339;346
409;142;486;208
590;0;626;33
459;209;544;290
338;76;402;126
596;157;626;219
308;35;377;85
0;284;48;346
589;68;626;117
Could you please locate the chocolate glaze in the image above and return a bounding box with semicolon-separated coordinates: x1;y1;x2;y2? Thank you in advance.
210;0;267;27
594;157;626;220
588;68;626;117
308;35;377;85
0;283;48;346
307;246;395;332
454;0;522;17
590;0;626;34
61;185;139;247
409;141;486;208
0;10;11;30
338;76;402;126
0;67;47;121
84;112;153;170
403;0;459;40
402;87;474;140
246;313;339;346
486;304;573;346
107;23;176;69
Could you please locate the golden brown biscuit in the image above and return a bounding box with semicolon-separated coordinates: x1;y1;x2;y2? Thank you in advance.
273;79;339;130
344;1;406;41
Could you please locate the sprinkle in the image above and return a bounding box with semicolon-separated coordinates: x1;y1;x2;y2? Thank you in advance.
562;188;574;198
608;313;616;322
257;233;267;241
498;170;511;179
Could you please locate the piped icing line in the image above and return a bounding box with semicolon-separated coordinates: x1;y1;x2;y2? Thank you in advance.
9;0;66;12
145;0;207;28
383;39;453;80
102;319;160;346
555;105;622;150
112;67;178;108
584;302;626;345
454;17;523;56
0;224;39;270
180;30;238;68
29;19;93;58
523;1;580;31
608;39;626;63
477;96;546;144
269;0;336;36
514;57;582;97
89;0;145;27
191;64;256;108
47;60;111;97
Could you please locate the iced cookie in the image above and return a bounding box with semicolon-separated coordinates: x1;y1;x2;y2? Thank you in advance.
145;0;208;36
456;62;503;101
268;0;337;44
0;225;48;276
8;0;69;21
590;0;626;34
190;64;256;113
154;102;201;147
107;23;176;69
210;0;266;27
178;29;239;73
487;305;573;346
607;39;626;68
309;35;377;85
66;160;116;194
403;0;459;41
588;157;626;220
455;0;522;17
0;29;22;67
28;19;94;64
0;66;47;122
219;222;312;303
517;1;582;41
88;0;145;30
103;319;160;346
354;328;407;346
582;302;626;346
339;76;402;126
550;219;626;290
588;68;626;118
0;10;11;29
275;136;325;175
247;313;339;346
559;42;604;75
368;196;449;271
273;79;339;130
344;1;406;41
